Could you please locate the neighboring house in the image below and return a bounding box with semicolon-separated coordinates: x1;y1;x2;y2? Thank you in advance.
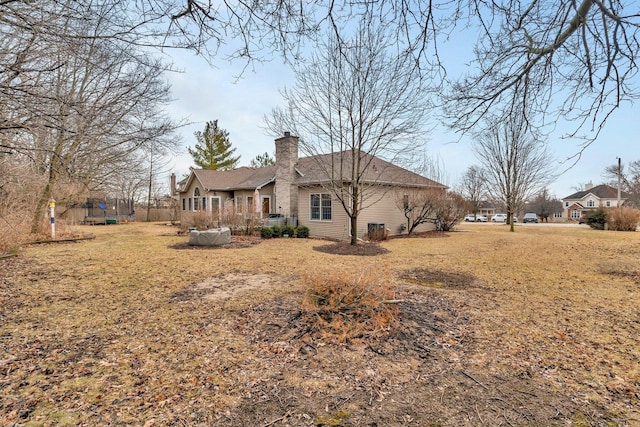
174;132;446;240
476;201;497;219
561;183;628;220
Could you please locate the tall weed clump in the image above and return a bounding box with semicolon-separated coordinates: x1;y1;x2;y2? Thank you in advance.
301;270;399;343
608;207;640;231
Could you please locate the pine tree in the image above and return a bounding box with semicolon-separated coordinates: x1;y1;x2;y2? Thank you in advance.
188;120;240;170
250;151;275;168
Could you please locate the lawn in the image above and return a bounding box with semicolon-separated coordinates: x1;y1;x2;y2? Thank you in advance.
1;222;639;426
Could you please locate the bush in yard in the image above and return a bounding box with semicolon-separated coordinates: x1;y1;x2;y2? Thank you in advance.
270;225;282;237
301;270;398;343
607;207;640;231
260;227;273;238
295;225;310;238
585;208;607;230
281;224;295;237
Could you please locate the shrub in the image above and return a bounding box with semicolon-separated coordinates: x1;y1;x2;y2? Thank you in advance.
585;208;607;230
281;224;295;237
270;225;282;237
608;207;640;231
301;270;398;343
260;227;273;238
295;225;310;238
188;210;213;230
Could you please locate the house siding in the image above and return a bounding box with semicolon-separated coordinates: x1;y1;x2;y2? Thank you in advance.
298;185;436;240
298;187;350;240
357;187;435;238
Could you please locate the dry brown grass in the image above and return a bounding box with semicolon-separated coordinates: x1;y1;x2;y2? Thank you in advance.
1;222;639;425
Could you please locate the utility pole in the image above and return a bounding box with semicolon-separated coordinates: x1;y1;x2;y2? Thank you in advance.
617;157;622;208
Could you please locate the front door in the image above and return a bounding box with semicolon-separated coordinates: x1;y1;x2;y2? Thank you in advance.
262;196;270;216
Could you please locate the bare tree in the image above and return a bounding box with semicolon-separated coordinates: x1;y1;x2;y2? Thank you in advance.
265;16;430;245
474;110;555;232
604;160;640;207
3;1;638;140
444;1;640;148
458;166;487;220
396;187;466;234
8;12;182;234
396;188;444;236
525;189;563;223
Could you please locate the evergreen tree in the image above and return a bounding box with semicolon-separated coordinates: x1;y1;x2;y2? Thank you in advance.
188;120;240;170
250;151;275;168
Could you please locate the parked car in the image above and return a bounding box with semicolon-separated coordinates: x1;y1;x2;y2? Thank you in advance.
464;214;487;222
491;213;507;222
523;213;539;223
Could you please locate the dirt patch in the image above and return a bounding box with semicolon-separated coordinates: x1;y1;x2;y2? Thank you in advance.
313;241;389;256
401;268;477;289
215;287;612;426
390;230;450;239
169;273;280;302
168;235;261;250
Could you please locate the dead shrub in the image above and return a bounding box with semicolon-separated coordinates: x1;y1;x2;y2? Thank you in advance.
188;210;214;230
607;207;640;231
301;270;399;343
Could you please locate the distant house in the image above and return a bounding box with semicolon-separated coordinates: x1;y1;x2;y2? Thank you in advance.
561;183;628;220
173;132;446;240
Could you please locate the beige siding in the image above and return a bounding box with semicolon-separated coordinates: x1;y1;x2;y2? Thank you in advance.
358;186;435;238
298;187;350;240
298;185;435;241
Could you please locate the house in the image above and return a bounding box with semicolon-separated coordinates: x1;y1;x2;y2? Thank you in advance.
561;183;628;220
173;132;446;240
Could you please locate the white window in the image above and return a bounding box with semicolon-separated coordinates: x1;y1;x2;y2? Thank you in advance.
565;201;569;207
310;193;332;221
606;201;611;207
587;200;595;207
570;209;581;219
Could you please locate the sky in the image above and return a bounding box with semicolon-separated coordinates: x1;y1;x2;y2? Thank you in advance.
162;42;638;200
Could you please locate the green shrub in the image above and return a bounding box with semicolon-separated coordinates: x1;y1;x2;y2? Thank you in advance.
585;208;607;230
608;207;640;231
270;225;282;237
281;224;295;237
296;225;310;238
260;227;273;238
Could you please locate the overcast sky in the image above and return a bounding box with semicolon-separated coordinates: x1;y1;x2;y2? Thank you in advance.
163;42;638;200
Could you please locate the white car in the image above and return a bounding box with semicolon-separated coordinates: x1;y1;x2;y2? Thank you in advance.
492;213;518;223
464;214;487;222
492;213;507;222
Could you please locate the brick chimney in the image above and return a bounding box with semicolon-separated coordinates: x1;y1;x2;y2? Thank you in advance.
585;182;593;191
170;173;177;196
274;132;299;217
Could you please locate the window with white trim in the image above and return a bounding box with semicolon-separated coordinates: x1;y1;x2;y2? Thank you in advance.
570;209;581;219
310;193;332;221
606;201;611;207
587;200;595;207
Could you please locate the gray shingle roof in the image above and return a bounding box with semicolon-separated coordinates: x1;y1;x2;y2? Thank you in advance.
563;184;628;200
296;151;444;188
192;166;275;191
186;151;444;192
